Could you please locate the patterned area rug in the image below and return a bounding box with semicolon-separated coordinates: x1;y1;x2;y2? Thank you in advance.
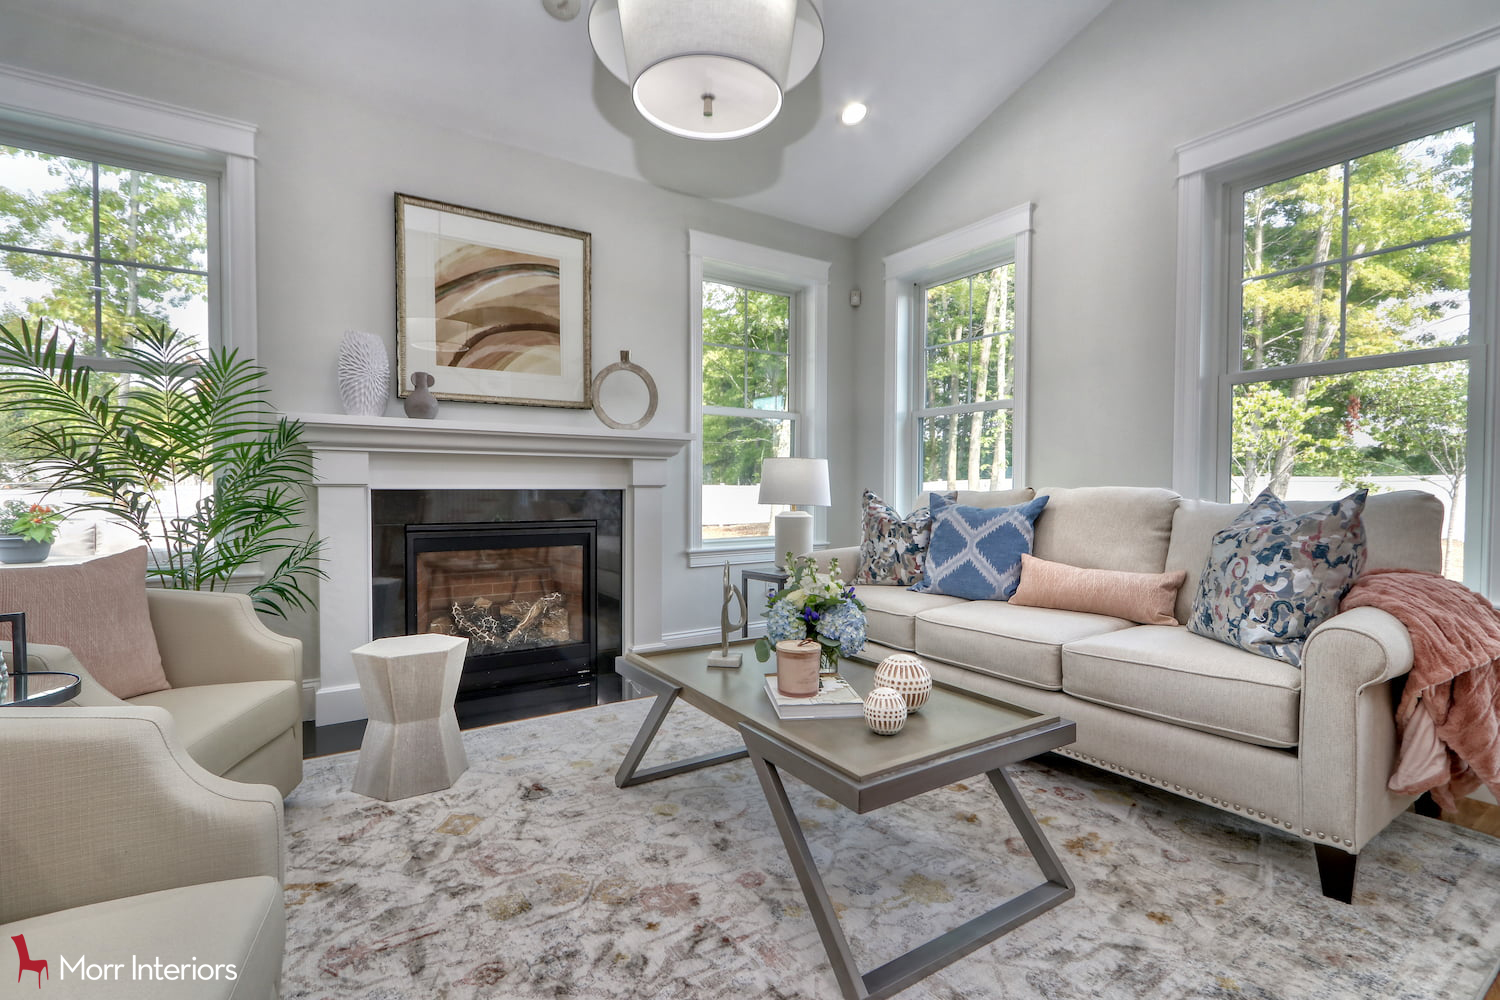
283;698;1500;999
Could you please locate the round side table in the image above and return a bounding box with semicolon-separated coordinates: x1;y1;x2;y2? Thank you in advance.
1;671;81;707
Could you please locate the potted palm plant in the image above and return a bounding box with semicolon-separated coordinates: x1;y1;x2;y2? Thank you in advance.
0;499;66;564
0;319;323;617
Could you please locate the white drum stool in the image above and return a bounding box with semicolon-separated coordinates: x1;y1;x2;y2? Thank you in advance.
351;634;469;800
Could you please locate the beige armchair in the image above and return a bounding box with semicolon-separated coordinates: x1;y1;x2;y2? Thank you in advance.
0;706;285;998
20;588;304;797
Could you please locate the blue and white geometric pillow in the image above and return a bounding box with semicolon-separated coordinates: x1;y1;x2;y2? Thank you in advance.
1187;488;1368;666
910;493;1050;601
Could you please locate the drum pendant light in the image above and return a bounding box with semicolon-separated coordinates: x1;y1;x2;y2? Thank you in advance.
589;0;824;141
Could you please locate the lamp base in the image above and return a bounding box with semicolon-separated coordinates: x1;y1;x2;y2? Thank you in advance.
772;510;814;569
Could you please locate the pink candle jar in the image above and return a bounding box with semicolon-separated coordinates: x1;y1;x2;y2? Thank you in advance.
775;640;821;698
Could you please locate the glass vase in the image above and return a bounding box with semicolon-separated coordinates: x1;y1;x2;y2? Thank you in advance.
819;644;840;678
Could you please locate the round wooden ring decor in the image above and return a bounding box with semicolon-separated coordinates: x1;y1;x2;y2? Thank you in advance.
591;350;658;430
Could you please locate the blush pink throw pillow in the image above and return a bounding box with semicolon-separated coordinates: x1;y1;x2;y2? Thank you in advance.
1009;553;1187;626
0;546;170;699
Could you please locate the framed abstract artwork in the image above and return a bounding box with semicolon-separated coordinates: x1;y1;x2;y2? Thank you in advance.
395;194;592;408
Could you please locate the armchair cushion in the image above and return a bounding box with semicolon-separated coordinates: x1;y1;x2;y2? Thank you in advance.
130;680;301;778
0;546;168;699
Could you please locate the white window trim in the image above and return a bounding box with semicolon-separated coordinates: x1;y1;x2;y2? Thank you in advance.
0;61;259;358
880;203;1033;514
1173;28;1500;598
687;230;830;567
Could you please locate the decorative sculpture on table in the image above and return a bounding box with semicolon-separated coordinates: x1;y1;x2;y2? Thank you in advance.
707;562;747;668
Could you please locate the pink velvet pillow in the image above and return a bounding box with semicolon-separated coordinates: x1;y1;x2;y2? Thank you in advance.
1010;553;1186;626
0;546;170;699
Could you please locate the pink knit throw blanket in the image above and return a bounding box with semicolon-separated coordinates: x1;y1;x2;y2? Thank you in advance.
1340;568;1500;811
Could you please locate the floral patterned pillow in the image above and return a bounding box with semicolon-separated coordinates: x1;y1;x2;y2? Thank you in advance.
855;490;952;586
1188;489;1368;666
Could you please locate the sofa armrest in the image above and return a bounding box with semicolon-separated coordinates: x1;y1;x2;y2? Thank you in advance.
813;546;860;584
0;705;283;925
147;589;302;688
1297;606;1416;850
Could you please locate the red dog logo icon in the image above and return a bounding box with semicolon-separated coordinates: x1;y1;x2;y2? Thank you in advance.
11;935;47;988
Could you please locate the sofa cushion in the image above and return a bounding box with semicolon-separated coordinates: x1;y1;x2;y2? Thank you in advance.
1029;486;1179;573
130;680;299;776
912;493;1049;600
915;601;1134;690
0;546;170;700
856;585;966;651
0;875;284;999
1186;490;1368;666
1165;490;1446;624
1010;553;1187;626
1062;626;1302;748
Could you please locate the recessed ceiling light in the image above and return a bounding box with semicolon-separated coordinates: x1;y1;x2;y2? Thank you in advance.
840;102;868;126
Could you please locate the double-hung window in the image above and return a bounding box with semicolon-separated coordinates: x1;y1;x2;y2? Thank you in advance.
687;231;830;562
0;140;212;362
1226;118;1480;580
916;262;1017;494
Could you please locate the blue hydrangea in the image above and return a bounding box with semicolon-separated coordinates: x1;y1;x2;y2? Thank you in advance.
765;598;806;645
815;601;867;656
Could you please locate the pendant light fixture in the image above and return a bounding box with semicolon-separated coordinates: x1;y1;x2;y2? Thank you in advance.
588;0;824;141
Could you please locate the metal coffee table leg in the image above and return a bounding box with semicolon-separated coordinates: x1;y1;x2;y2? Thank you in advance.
614;661;747;788
744;737;1074;1000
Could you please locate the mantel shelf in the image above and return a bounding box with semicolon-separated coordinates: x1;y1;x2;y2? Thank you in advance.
289;412;691;462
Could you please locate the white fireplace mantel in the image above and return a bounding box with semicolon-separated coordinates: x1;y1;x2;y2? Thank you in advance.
295;412;691;725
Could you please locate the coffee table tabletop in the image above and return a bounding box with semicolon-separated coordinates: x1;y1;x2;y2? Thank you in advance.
622;639;1061;784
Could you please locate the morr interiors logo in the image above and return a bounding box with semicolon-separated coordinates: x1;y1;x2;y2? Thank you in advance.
11;935;47;988
9;933;238;990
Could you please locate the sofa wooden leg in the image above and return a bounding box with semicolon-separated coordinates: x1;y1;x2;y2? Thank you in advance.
1314;843;1358;903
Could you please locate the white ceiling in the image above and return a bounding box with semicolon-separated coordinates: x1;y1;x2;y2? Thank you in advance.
13;0;1111;237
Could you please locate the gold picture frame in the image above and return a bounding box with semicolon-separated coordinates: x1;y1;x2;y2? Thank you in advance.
395;193;591;408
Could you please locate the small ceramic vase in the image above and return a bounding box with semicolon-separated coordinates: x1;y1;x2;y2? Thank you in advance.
404;372;440;419
874;653;932;712
775;639;820;698
864;686;908;735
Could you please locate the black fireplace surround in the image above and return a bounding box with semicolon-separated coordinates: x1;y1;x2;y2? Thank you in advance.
372;489;622;721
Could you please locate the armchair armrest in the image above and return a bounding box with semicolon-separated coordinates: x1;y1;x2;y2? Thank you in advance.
146;589;302;688
1297;606;1416;849
813;546;860;584
0;705;283;925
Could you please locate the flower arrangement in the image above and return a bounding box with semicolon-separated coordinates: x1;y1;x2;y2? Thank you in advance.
754;552;867;675
1;499;66;544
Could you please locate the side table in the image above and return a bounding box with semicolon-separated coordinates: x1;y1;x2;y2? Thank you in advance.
741;565;790;637
351;634;469;801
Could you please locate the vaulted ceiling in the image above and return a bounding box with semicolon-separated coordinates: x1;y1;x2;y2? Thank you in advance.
7;0;1112;236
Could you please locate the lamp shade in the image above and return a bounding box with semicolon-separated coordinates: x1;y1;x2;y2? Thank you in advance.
589;0;824;141
758;457;831;507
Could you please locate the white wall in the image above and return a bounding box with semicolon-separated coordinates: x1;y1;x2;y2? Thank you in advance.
850;0;1500;522
0;8;860;665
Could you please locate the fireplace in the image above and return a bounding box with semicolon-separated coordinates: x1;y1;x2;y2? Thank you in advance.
406;521;597;693
371;488;623;721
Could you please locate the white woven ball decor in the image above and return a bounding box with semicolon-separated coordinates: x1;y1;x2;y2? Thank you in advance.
874;653;933;712
864;687;908;736
337;330;390;417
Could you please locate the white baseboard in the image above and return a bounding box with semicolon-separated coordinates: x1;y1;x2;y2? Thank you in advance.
314;682;367;726
301;678;318;722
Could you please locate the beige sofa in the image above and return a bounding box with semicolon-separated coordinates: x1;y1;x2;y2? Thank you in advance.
819;486;1444;902
18;588;304;797
0;706;285;998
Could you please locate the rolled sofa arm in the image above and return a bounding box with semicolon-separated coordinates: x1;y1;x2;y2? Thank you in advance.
813;546;860;584
147;589;302;688
0;705;284;925
1297;606;1416;851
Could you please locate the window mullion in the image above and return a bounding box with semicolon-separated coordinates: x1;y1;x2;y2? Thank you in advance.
91;160;102;355
1339;159;1351;359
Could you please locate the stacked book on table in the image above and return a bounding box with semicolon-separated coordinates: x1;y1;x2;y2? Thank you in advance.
762;674;864;719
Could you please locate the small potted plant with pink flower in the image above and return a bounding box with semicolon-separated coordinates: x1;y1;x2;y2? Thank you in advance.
0;499;67;564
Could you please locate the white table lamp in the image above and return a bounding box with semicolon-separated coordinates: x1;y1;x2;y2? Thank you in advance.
758;457;831;569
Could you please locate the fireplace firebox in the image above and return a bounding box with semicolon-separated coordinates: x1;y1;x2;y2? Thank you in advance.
371;489;623;722
406;522;597;695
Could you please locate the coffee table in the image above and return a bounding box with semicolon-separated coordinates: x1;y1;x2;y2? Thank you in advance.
615;639;1075;1000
